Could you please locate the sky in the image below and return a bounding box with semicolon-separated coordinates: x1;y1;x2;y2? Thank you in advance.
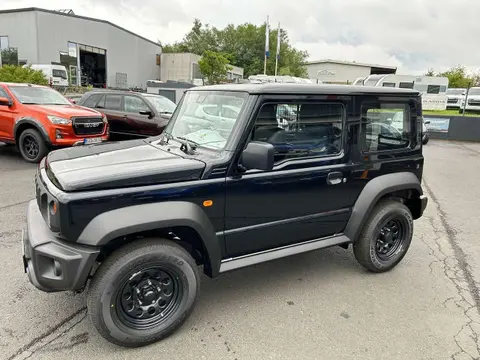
1;0;479;75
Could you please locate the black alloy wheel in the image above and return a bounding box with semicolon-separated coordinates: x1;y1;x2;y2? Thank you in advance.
22;134;40;159
18;128;48;163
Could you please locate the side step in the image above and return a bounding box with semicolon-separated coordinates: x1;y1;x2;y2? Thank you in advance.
219;234;351;273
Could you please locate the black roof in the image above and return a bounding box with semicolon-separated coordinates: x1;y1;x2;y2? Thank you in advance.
0;7;160;47
189;83;420;96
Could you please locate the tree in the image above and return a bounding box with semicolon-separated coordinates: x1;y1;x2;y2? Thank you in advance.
424;65;474;88
160;19;308;78
198;50;232;84
0;65;48;85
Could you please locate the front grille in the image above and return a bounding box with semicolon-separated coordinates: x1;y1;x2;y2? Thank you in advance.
72;117;105;135
468;100;480;106
447;98;458;104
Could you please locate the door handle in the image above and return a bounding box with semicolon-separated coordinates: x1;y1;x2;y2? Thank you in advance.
327;171;343;185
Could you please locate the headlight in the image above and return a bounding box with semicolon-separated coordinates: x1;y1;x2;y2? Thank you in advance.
47;115;71;125
102;114;108;123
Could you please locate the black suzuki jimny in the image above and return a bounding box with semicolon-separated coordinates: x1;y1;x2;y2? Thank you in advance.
22;83;428;347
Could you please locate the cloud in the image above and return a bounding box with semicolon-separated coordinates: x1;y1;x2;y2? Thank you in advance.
1;0;479;74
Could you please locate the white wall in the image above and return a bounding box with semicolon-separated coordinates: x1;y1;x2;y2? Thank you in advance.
0;10;161;88
160;53;195;82
0;11;39;63
35;11;161;88
161;53;244;83
306;62;371;84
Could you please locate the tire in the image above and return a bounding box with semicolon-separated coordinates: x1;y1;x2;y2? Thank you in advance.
18;128;48;163
422;134;429;145
87;239;201;347
353;200;413;273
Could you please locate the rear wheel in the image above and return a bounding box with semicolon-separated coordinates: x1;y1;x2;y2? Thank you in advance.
353;200;413;272
18;128;48;163
87;239;200;347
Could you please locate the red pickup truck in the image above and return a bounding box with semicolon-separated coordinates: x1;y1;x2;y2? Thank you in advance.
0;82;109;162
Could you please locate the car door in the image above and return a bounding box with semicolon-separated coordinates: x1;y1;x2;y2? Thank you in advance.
0;87;15;140
95;94;127;136
224;99;358;258
123;95;159;137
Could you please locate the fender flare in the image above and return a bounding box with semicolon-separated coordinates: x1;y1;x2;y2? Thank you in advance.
344;172;423;242
14;117;51;145
77;201;221;277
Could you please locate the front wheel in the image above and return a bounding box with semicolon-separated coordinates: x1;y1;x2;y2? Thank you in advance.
18;128;48;163
87;239;200;347
353;200;413;273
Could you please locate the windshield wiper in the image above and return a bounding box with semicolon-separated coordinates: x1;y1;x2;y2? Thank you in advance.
159;111;173;115
175;136;198;155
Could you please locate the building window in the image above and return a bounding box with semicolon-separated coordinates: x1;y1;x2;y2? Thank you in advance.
0;36;9;49
1;47;18;66
156;54;161;66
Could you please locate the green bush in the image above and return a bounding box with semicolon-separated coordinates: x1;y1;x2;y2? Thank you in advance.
0;65;49;85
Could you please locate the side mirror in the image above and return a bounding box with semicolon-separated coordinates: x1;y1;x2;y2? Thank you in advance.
241;141;274;171
424;120;431;125
0;97;12;107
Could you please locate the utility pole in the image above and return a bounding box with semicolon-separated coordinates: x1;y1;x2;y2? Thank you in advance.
462;81;471;116
264;16;269;75
275;22;281;76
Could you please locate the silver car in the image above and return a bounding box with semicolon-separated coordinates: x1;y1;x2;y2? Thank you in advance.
460;87;480;113
446;88;466;109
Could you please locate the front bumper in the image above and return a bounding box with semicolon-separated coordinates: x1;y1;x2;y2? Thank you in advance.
22;200;100;292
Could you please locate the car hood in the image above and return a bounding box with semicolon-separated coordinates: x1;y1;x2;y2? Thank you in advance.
45;139;205;192
24;104;102;118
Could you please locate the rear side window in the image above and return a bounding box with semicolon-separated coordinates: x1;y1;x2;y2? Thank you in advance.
83;93;103;108
104;94;122;111
361;102;411;152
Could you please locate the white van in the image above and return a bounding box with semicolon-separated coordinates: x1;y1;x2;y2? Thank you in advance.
24;64;69;87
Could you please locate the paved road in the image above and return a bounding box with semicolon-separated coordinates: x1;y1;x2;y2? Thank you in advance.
1;140;479;360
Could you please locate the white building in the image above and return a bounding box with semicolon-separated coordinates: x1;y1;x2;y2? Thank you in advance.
306;59;397;84
160;53;244;85
0;7;162;88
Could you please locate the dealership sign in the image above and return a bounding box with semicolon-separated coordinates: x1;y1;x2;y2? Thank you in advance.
426;117;450;132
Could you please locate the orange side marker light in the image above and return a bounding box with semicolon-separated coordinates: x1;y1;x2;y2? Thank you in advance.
203;200;213;207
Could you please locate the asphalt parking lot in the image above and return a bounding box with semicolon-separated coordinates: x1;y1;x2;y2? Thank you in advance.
1;140;480;360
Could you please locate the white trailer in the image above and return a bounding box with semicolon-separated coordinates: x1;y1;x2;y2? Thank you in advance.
361;74;449;111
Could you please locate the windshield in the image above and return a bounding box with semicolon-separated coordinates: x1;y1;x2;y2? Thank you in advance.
52;69;68;79
163;90;248;151
8;86;71;105
468;88;480;96
447;88;465;95
144;94;177;113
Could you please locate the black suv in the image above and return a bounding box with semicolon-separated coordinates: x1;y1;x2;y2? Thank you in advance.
22;83;428;347
78;90;176;140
